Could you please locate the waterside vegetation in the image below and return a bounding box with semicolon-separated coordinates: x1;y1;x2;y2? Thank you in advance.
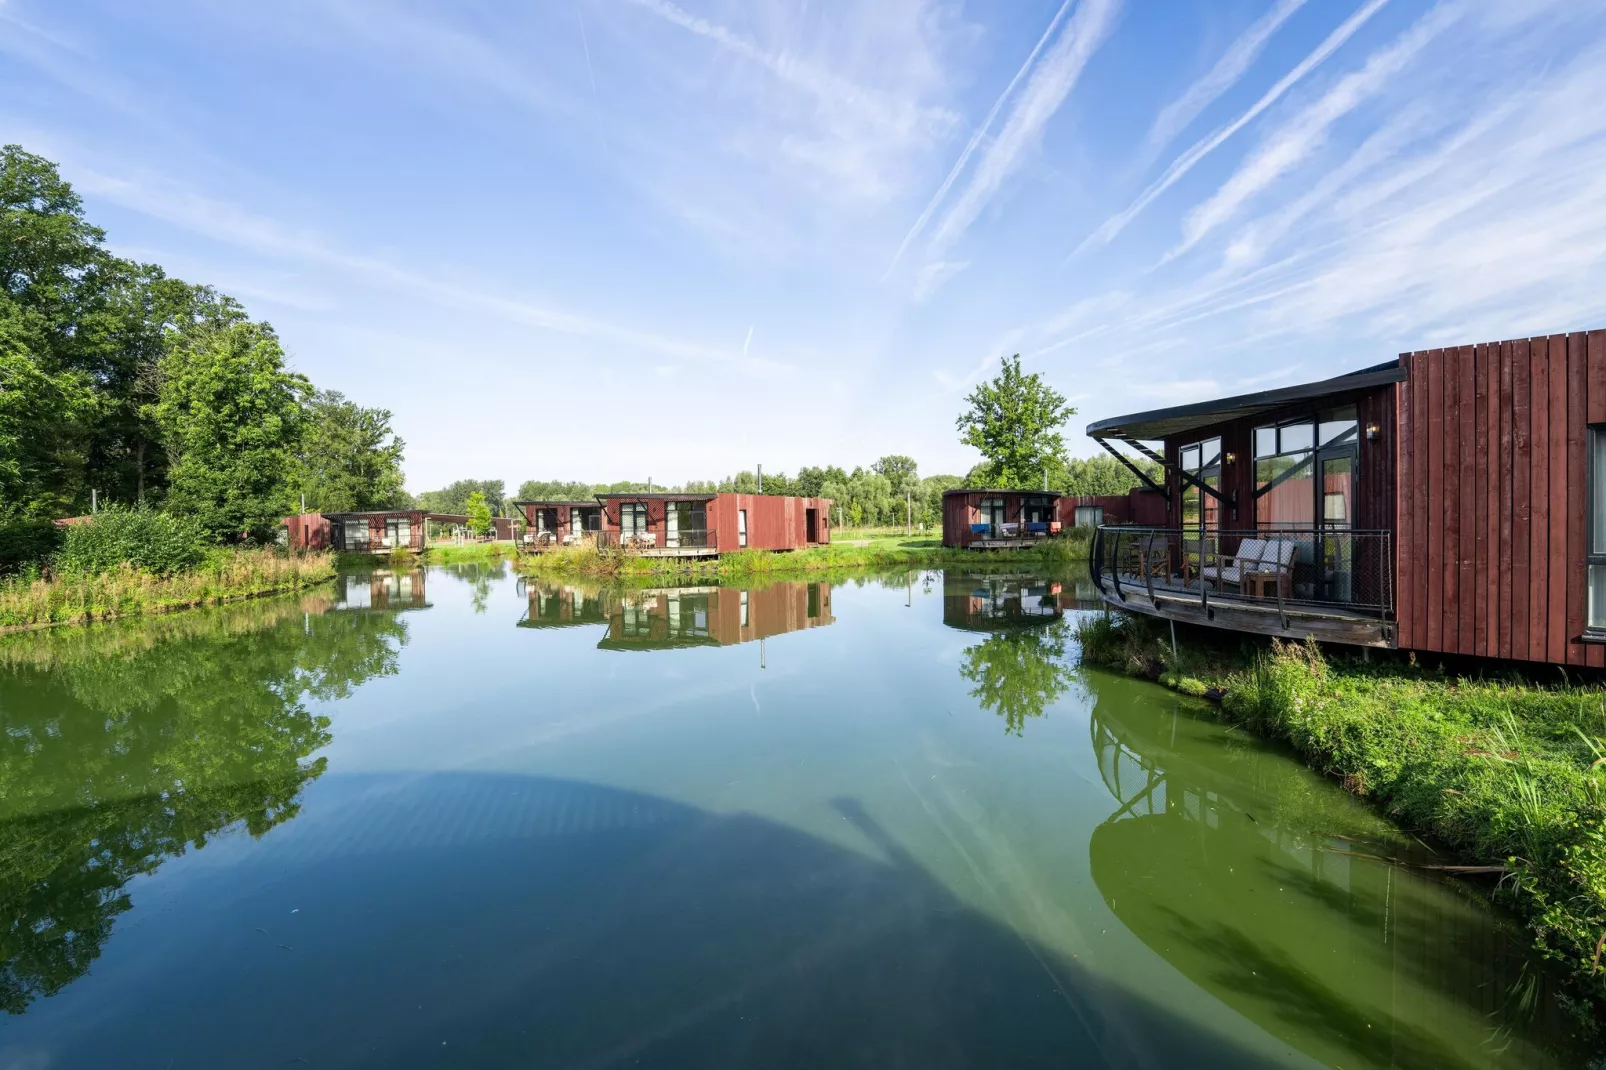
0;548;335;631
515;528;1091;579
1077;611;1606;1023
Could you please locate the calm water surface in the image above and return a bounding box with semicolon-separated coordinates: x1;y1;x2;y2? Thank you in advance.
0;564;1594;1069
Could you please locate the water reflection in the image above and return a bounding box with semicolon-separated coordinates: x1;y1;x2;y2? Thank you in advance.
1084;678;1581;1069
946;574;1074;735
0;583;410;1014
941;573;1064;631
308;568;431;612
518;579;835;652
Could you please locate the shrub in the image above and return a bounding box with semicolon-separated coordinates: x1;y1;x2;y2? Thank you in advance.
0;518;62;575
55;506;211;576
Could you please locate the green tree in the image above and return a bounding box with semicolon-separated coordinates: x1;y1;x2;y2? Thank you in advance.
465;490;493;537
956;355;1074;489
1060;453;1161;496
155;321;309;542
516;479;594;503
873;455;919;495
297;390;409;514
416;479;506;517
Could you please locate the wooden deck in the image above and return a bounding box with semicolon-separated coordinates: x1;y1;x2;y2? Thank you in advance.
1097;576;1396;648
969;537;1053;550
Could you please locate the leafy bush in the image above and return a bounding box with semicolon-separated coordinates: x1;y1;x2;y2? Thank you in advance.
0;518;62;575
55;506;211;576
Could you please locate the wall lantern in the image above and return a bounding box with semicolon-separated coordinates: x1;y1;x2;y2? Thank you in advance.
1365;423;1381;441
1223;451;1237;464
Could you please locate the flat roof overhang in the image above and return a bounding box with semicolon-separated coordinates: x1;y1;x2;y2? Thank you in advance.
1086;360;1405;442
511;500;598;507
595;492;718;501
941;488;1062;498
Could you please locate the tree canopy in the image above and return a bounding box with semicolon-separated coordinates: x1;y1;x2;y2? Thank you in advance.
956;355;1074;489
0;145;408;557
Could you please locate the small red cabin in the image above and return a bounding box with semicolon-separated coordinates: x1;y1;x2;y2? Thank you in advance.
595;493;832;556
941;489;1061;549
512;500;603;548
284;510;512;552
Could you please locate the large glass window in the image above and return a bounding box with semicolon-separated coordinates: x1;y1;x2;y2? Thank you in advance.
1254;421;1315;529
979;497;1006;531
1074;506;1104;528
1590;427;1606;630
620;503;649;538
1178;438;1222;536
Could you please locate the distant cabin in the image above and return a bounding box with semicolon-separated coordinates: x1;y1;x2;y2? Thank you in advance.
1084;327;1606;667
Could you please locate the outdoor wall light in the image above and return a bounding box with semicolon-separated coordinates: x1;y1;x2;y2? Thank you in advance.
1365;423;1380;440
1223;451;1237;464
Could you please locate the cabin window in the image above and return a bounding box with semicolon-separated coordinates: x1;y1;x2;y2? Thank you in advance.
1254;420;1315;529
1178;438;1222;537
620;503;649;538
1590;427;1606;631
738;509;748;547
1074;506;1104;528
979;497;1006;531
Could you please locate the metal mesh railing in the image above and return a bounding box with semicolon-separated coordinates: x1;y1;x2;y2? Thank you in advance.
593;528;712;550
1090;526;1393;619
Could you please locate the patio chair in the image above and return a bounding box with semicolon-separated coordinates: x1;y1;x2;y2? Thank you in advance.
1200;537;1298;599
1121;533;1169;583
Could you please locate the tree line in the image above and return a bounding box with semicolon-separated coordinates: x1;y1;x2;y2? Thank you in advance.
0;145;407;556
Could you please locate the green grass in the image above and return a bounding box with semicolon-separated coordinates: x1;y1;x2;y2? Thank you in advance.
514;531;1088;580
0;548;337;631
1076;611;1606;1021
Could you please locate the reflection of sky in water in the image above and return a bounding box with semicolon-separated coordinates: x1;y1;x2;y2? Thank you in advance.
0;567;1587;1069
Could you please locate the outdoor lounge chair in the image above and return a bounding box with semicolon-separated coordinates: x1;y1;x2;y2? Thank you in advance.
1199;537;1298;598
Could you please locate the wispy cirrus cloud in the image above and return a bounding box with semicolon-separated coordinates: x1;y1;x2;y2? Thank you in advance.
1172;2;1463;258
71;163;792;377
1146;0;1306;149
925;0;1122;256
881;0;1079;277
1076;0;1390;254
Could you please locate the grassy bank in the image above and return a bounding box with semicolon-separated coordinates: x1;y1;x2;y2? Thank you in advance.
516;529;1091;579
0;549;336;631
1078;612;1606;1021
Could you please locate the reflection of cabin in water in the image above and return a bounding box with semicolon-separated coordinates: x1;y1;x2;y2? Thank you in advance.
598;583;834;651
1087;699;1575;1067
516;583;609;629
942;575;1064;631
328;569;430;611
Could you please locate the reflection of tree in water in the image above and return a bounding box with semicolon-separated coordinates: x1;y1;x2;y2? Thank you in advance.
447;561;505;615
959;619;1075;735
0;596;408;1013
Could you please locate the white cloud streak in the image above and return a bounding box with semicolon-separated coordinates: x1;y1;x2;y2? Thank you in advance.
926;0;1122;254
1174;2;1462;256
1077;0;1389;254
880;0;1077;277
1146;0;1306;149
71;167;790;377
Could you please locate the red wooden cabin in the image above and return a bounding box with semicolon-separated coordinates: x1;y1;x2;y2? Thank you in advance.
512;500;603;548
595;493;832;556
941;489;1062;548
1085;327;1606;666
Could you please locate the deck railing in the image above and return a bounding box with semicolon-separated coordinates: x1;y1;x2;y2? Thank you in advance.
593;528;712;551
1090;525;1393;621
967;522;1062;541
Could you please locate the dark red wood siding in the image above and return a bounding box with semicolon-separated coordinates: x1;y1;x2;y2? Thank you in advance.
599;494;832;552
1396;331;1603;666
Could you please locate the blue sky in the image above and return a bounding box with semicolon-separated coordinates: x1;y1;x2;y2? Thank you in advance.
4;0;1605;491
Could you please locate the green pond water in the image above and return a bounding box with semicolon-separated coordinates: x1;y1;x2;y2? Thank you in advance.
0;563;1596;1068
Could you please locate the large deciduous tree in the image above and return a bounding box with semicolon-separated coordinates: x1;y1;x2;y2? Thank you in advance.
156;321;309;541
297;390;409;514
955;355;1074;489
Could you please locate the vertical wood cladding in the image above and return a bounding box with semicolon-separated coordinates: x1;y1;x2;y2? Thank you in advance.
1396;331;1605;666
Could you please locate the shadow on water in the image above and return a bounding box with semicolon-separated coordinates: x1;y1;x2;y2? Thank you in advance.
1081;669;1593;1069
18;769;1307;1070
0;583;410;1017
